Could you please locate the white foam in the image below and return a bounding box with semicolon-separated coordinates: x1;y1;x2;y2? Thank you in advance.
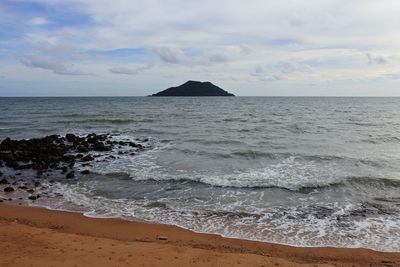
38;181;400;252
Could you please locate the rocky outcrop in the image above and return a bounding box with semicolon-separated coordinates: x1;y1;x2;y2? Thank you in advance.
151;81;235;96
0;133;146;179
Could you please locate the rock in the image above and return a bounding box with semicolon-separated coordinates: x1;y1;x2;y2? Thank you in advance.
65;133;77;143
60;166;68;174
0;178;9;184
0;134;144;180
157;235;168;240
28;195;37;200
27;189;34;193
4;187;14;192
66;171;75;179
151;80;235;96
80;170;90;175
82;155;94;162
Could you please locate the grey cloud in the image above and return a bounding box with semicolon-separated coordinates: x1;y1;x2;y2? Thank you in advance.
255;65;263;74
208;53;229;63
260;75;284;82
109;64;153;75
151;47;187;64
20;54;89;75
239;45;252;56
366;53;388;65
151;46;229;66
281;62;313;74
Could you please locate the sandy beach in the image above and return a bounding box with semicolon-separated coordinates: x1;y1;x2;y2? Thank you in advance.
0;203;398;267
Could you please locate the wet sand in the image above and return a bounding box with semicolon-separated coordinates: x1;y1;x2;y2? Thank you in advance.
0;203;399;266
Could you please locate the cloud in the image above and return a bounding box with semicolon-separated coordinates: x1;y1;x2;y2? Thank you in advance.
150;47;186;64
109;64;152;75
20;54;89;75
281;62;313;74
255;65;263;74
259;75;284;82
27;17;50;26
31;42;77;55
208;53;229;63
366;53;388;65
151;46;229;66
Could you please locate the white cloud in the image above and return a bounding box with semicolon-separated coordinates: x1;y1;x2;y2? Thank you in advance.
3;0;400;95
27;17;50;26
20;54;89;75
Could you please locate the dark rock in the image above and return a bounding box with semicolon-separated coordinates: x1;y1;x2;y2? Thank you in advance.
4;187;14;192
151;81;235;96
65;133;77;143
80;170;90;175
66;171;75;179
0;178;9;184
0;171;2;177
27;189;34;193
0;134;143;180
60;166;68;174
28;195;37;200
82;155;94;162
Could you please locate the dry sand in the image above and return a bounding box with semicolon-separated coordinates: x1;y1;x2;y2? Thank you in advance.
0;203;399;266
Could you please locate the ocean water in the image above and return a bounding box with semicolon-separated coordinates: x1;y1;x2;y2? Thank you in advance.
1;96;400;251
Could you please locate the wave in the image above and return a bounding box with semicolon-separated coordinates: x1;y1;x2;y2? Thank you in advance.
52;118;137;124
101;164;400;191
174;148;346;162
361;136;400;144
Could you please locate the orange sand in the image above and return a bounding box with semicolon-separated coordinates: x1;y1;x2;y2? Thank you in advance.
0;203;399;266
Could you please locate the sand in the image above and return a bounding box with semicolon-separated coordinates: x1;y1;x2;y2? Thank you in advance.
0;203;399;266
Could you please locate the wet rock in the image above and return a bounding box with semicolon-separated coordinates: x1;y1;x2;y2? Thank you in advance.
0;178;9;184
4;187;14;192
82;155;94;162
66;171;75;179
80;170;90;175
0;134;146;181
60;166;68;174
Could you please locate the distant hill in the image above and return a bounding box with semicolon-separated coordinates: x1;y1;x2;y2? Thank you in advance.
151;81;235;96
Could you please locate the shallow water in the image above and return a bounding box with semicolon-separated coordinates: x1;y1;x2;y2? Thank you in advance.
1;96;400;251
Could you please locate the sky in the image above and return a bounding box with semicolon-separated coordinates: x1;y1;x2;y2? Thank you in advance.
0;0;400;96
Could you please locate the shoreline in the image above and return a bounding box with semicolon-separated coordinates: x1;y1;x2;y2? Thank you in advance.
0;203;399;266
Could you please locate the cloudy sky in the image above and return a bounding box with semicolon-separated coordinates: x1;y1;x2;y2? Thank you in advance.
1;0;400;96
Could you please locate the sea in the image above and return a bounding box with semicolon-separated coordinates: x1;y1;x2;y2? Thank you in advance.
1;96;400;251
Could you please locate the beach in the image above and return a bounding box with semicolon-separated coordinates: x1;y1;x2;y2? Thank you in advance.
0;203;399;267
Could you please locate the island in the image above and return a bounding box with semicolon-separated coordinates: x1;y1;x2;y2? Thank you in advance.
151;80;235;96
